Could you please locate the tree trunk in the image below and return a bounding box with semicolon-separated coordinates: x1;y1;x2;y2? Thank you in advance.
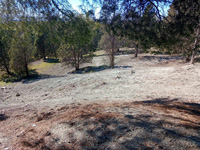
135;44;139;57
53;45;57;58
77;51;80;71
190;50;195;64
25;63;29;77
190;23;200;64
3;57;13;76
75;65;79;71
42;46;46;60
185;56;190;62
42;35;46;60
73;50;79;71
23;49;29;77
24;57;29;77
0;51;14;76
110;51;115;69
111;35;115;69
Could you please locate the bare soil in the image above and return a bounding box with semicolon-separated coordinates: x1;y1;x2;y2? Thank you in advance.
1;53;200;150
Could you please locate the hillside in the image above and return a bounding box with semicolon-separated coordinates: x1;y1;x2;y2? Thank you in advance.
0;53;200;150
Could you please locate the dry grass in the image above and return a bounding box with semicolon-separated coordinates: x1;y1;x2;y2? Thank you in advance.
1;99;200;150
2;54;200;149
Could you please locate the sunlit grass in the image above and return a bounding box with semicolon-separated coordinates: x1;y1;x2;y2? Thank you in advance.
29;61;55;74
94;50;106;56
0;81;11;86
0;81;6;86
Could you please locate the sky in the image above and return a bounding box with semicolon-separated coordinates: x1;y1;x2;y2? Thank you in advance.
68;0;101;17
68;0;82;12
68;0;170;17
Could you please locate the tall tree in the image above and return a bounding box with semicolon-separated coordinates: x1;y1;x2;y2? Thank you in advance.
166;0;200;64
99;0;122;68
58;15;92;71
85;0;171;60
9;22;35;77
0;28;12;76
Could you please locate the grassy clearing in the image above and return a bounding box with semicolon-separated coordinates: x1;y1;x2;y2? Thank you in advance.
29;61;56;74
0;59;59;84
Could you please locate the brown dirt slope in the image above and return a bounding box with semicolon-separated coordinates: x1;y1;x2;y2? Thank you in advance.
1;99;200;150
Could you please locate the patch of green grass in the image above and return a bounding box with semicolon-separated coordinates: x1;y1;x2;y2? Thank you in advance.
29;61;55;74
0;81;8;86
94;50;107;56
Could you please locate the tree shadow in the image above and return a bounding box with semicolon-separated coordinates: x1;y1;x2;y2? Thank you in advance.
74;99;200;149
140;55;184;62
18;65;131;84
70;65;132;74
43;58;60;63
21;74;67;84
135;98;179;104
115;50;135;56
20;98;200;150
92;49;134;57
135;98;200;118
0;114;9;121
194;57;200;63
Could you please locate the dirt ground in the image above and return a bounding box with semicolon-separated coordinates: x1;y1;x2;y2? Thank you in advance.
1;53;200;149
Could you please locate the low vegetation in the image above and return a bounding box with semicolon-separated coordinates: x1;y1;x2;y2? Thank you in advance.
0;0;200;149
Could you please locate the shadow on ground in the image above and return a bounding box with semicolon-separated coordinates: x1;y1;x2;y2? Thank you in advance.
43;58;60;63
18;98;200;150
93;50;134;57
0;114;9;121
139;55;184;62
21;65;131;84
21;74;66;84
70;65;132;74
135;98;200;119
194;57;200;63
115;50;135;56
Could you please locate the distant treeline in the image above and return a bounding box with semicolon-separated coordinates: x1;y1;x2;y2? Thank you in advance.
0;0;199;78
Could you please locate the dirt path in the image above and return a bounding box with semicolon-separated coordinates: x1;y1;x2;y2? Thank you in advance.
0;53;200;149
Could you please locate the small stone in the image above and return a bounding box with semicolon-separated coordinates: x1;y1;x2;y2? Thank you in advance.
131;70;135;74
115;76;121;79
1;87;6;90
16;93;20;97
45;131;51;136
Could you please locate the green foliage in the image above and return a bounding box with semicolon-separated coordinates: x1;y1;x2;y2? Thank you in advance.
58;15;93;70
98;29;119;52
9;22;35;76
162;0;200;63
123;3;159;51
0;21;15;76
